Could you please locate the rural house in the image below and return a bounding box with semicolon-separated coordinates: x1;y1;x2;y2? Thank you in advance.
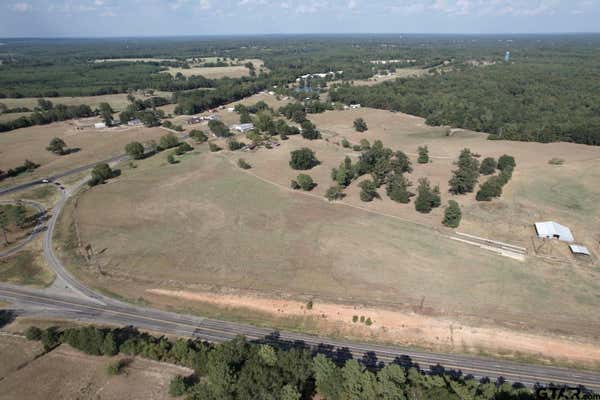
534;221;575;242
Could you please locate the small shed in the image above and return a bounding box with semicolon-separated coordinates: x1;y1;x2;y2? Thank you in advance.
349;104;361;109
94;122;106;129
569;244;591;256
534;221;575;242
231;123;254;133
127;118;142;126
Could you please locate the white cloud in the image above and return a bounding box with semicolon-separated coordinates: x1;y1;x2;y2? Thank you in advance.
10;2;32;12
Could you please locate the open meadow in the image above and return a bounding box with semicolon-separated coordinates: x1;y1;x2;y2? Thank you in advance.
161;59;265;79
52;117;600;361
0;121;169;187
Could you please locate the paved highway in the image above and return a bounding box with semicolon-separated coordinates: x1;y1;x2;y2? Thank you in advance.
1;139;599;391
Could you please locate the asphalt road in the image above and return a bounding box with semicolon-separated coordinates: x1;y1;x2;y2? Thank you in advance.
1;134;599;391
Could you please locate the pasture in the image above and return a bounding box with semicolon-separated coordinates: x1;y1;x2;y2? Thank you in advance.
60;135;600;348
161;59;265;79
0;122;168;187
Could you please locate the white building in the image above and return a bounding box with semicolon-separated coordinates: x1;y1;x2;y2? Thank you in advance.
231;123;254;133
534;221;575;242
127;118;142;126
94;122;106;129
349;104;361;109
569;244;591;256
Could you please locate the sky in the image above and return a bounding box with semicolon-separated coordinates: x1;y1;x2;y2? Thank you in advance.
0;0;599;37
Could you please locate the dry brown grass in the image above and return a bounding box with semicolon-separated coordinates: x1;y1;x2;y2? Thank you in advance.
162;59;265;79
0;335;44;379
0;123;169;187
0;343;191;400
60;134;600;342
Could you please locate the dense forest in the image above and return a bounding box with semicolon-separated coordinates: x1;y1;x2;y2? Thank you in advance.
24;324;554;400
2;34;600;144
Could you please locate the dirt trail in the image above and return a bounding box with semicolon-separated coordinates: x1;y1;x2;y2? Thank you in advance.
148;288;600;366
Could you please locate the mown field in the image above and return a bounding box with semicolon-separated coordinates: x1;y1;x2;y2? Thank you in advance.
59;131;600;342
162;59;265;79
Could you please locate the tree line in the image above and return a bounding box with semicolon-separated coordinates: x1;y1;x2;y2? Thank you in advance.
24;324;541;400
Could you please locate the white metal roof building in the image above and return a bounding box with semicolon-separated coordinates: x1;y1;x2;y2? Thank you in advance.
231;123;254;133
569;244;591;256
534;221;575;242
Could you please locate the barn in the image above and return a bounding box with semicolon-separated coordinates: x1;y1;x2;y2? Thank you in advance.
534;221;574;242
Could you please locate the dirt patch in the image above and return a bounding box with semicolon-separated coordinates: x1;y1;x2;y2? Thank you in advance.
0;344;191;400
149;288;600;367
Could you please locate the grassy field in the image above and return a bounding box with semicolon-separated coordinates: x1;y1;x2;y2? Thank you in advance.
0;203;40;248
0;335;44;380
0;250;54;287
162;59;265;79
0;123;169;188
0;341;191;400
0;93;173;113
54;137;600;343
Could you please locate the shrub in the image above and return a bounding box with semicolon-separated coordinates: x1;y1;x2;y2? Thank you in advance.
353;118;368;132
306;300;313;310
189;129;207;143
169;375;187;397
290;180;301;190
160;133;180;149
25;326;42;341
498;154;516;171
449;148;480;194
365;318;373;326
88;163;115;186
296;174;316;191
415;178;440;213
209;142;222;152
352;315;358;323
352;145;362;151
476;176;504;201
167;153;177;164
46;137;67;155
386;173;411;203
300;120;320;140
442;200;462;228
548;157;564;165
360;316;365;323
289;148;319;170
359;179;379;202
208;119;232;137
106;359;128;376
341;138;350;148
237;158;251;169
228;139;245;151
479;157;497;175
175;142;193;155
325;185;345;201
417;145;429;163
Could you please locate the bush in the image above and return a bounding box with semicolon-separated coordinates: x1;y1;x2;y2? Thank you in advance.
353;118;368;132
209;142;222;152
25;326;42;341
296;174;316;191
175;142;193;155
442;200;462;228
386;173;411;203
169;375;187;397
88;163;115;186
208;119;232;137
415;178;440;213
167;153;177;164
300;120;320;140
449;148;480;194
289;148;319;170
365;317;373;326
341;138;350;148
352;315;358;323
479;157;497;175
125;141;145;160
325;185;345;201
476;176;504;201
228;139;245;151
352;144;362;151
46;137;67;155
160;133;180;149
498;154;516;171
290;180;301;190
359;179;379;202
106;359;128;376
237;158;251;169
417;146;429;164
189;129;208;143
548;157;565;165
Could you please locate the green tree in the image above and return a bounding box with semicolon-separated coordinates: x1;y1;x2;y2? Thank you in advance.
167;153;177;164
415;178;439;213
353;118;368;132
238;158;251;169
300;120;320;140
101;332;118;356
342;359;378;400
376;364;407;400
25;326;43;341
89;163;114;186
479;157;497;175
296;174;316;191
313;354;343;400
160;133;180;149
325;185;345;201
341;138;351;148
476;175;504;201
417;146;429;164
209;142;222;152
189;130;208;143
448;148;480;194
386;173;411;203
253;111;275;133
289;148;319;170
98;102;114;126
498;154;516;171
335;156;354;187
280;384;301;400
208;119;232;138
125;141;145;160
442;200;462;228
392;150;413;173
359;179;379;202
46;137;67;155
169;375;187;397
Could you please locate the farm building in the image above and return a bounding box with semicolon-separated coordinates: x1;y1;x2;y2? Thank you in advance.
231;123;254;133
127;118;142;126
349;104;362;109
94;122;106;129
534;221;575;242
569;244;591;256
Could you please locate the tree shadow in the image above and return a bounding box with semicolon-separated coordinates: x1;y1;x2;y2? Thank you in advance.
0;310;16;329
63;147;81;155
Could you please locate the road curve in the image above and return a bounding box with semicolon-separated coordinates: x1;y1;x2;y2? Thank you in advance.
1;136;600;391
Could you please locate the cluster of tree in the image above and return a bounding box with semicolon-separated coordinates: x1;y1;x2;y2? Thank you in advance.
46;137;74;156
415;178;442;214
189;129;208;143
291;174;316;191
449;149;480;195
0;203;28;245
329;60;600;146
24;324;539;400
304;100;333;114
206;119;231;138
118;95;168;126
1;159;40;180
174;78;267;115
0;103;94;133
125;142;146;160
0;103;31;113
476;155;516;201
289;148;319;170
279;103;307;124
88;163;118;186
228;139;245;151
300;120;321;140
